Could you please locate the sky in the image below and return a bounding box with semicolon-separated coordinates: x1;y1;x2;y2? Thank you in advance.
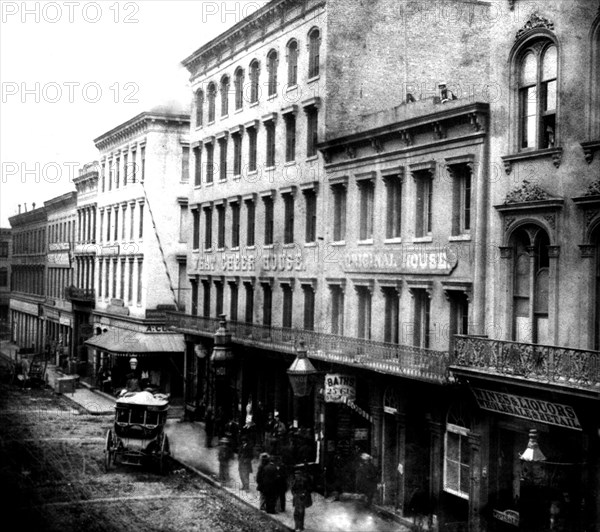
0;0;268;226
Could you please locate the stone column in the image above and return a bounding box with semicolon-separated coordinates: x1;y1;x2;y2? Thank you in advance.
429;419;444;530
468;432;483;532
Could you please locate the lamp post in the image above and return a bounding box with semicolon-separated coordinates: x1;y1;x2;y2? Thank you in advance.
287;340;317;397
519;429;547;531
211;315;235;422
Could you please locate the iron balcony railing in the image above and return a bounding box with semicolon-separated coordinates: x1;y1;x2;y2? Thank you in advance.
166;312;451;384
452;335;600;391
64;286;96;302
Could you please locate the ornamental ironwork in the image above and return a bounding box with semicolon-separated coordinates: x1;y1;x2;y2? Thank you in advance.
452;335;600;391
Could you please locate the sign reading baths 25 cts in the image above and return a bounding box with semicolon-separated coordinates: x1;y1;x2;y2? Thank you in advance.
343;247;458;275
325;374;356;403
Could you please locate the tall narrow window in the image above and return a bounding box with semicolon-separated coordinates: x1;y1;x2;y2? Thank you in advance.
267;50;278;97
218;137;228;181
191;279;198;316
304;188;317;243
231;201;240;248
195;89;204;127
357;286;372;339
99;211;104;243
229;282;238;322
215;280;224;316
518;42;558;150
123;152;128;186
413;290;431;348
104;259;110;298
207;82;216;123
246;198;255;247
120;258;126;299
358;179;375;241
244;282;254;323
444;423;471;500
128;258;134;303
449;292;469;352
217;204;225;249
283;192;295;244
330;285;344;335
194;145;202;186
265;120;276;167
262;282;272;327
204;206;212;250
98;260;104;299
249;60;260;104
192;209;200;250
220;75;230;117
248;127;257;172
140;146;145;182
138;202;144;239
384;175;402;239
136;259;143;305
202;280;211;317
287;40;298;86
234;68;244;110
332;183;347;242
206;142;214;184
182;146;190;183
233;133;242;177
415;172;433;237
106;209;111;241
280;284;292;328
306;107;318;158
450;163;472;236
308;28;320;78
115;156;120;188
108;159;113;190
383;287;400;343
285;112;296;162
130;149;137;183
129;203;135;240
111;258;117;298
263;196;274;245
303;285;315;331
180;204;188;243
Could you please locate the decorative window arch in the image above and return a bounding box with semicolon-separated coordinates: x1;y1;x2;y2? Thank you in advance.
308;27;320;78
195;89;204;128
287;39;298;86
582;13;600;163
220;75;230;117
234;67;244;111
267;49;278;97
249;59;260;104
207;82;217;123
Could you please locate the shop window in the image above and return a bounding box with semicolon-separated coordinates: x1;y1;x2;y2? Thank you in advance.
443;423;470;500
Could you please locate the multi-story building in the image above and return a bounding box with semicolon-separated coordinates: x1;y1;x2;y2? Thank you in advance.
43;191;77;366
84;107;190;398
172;1;600;531
175;0;327;428
68;162;99;378
9;204;47;351
0;228;12;338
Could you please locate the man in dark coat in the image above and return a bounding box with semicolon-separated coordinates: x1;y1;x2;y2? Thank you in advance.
292;467;312;532
257;456;280;513
256;453;271;510
204;406;215;448
217;437;233;483
238;437;253;491
356;453;378;508
273;454;288;512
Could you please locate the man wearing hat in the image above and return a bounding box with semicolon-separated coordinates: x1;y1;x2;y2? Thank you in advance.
291;466;312;532
356;453;378;508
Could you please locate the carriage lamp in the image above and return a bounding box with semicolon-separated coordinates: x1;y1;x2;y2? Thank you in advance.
287;341;318;397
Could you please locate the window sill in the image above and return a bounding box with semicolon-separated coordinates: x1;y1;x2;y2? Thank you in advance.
283;243;296;248
246;245;256;250
233;174;242;181
230;246;240;252
267;94;277;101
195;125;203;131
304;242;317;247
234;107;243;114
219;179;227;183
358;239;374;246
249;101;259;108
448;234;472;242
264;244;274;249
194;185;202;189
284;161;296;167
205;182;214;187
217;247;226;252
330;240;346;246
306;155;318;162
207;120;215;126
412;236;433;243
307;75;320;84
384;237;402;244
221;114;229;120
192;248;200;253
265;165;276;171
204;248;213;253
501;147;563;174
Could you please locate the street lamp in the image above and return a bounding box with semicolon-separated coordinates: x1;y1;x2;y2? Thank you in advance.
211;314;235;371
287;340;317;397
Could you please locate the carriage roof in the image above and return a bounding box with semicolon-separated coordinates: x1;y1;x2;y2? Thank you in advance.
116;390;169;409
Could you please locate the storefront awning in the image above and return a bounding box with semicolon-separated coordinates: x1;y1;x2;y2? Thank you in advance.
85;330;184;355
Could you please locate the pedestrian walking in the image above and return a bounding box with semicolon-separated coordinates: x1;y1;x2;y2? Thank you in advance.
356;453;378;508
274;454;288;512
238;437;253;491
256;452;271;511
204;406;214;448
257;456;279;513
217;437;233;483
291;466;312;532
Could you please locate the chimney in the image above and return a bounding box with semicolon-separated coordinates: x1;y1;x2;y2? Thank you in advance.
18;204;21;214
32;202;36;209
24;203;27;212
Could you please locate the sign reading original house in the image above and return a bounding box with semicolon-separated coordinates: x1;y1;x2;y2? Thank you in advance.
324;374;356;403
343;246;458;275
472;388;582;430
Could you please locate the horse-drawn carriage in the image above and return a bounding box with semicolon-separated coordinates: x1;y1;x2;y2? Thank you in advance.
104;390;170;474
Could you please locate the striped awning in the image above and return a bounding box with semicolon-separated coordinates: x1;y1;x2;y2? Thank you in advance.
342;395;373;423
85;329;184;355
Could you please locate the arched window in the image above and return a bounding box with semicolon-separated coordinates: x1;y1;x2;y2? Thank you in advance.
195;89;204;128
287;40;298;86
589;17;600;140
308;28;320;78
267;50;278;97
234;68;244;111
249;60;260;104
517;41;557;150
512;227;550;344
207;82;216;123
220;75;230;117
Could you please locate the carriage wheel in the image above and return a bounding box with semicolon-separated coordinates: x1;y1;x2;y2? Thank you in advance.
104;429;114;472
158;434;170;475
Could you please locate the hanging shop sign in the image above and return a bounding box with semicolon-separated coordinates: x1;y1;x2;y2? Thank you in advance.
324;373;356;403
472;388;582;431
493;509;519;527
342;246;458;275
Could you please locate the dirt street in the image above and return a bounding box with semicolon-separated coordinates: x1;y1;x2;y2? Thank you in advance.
0;381;285;532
